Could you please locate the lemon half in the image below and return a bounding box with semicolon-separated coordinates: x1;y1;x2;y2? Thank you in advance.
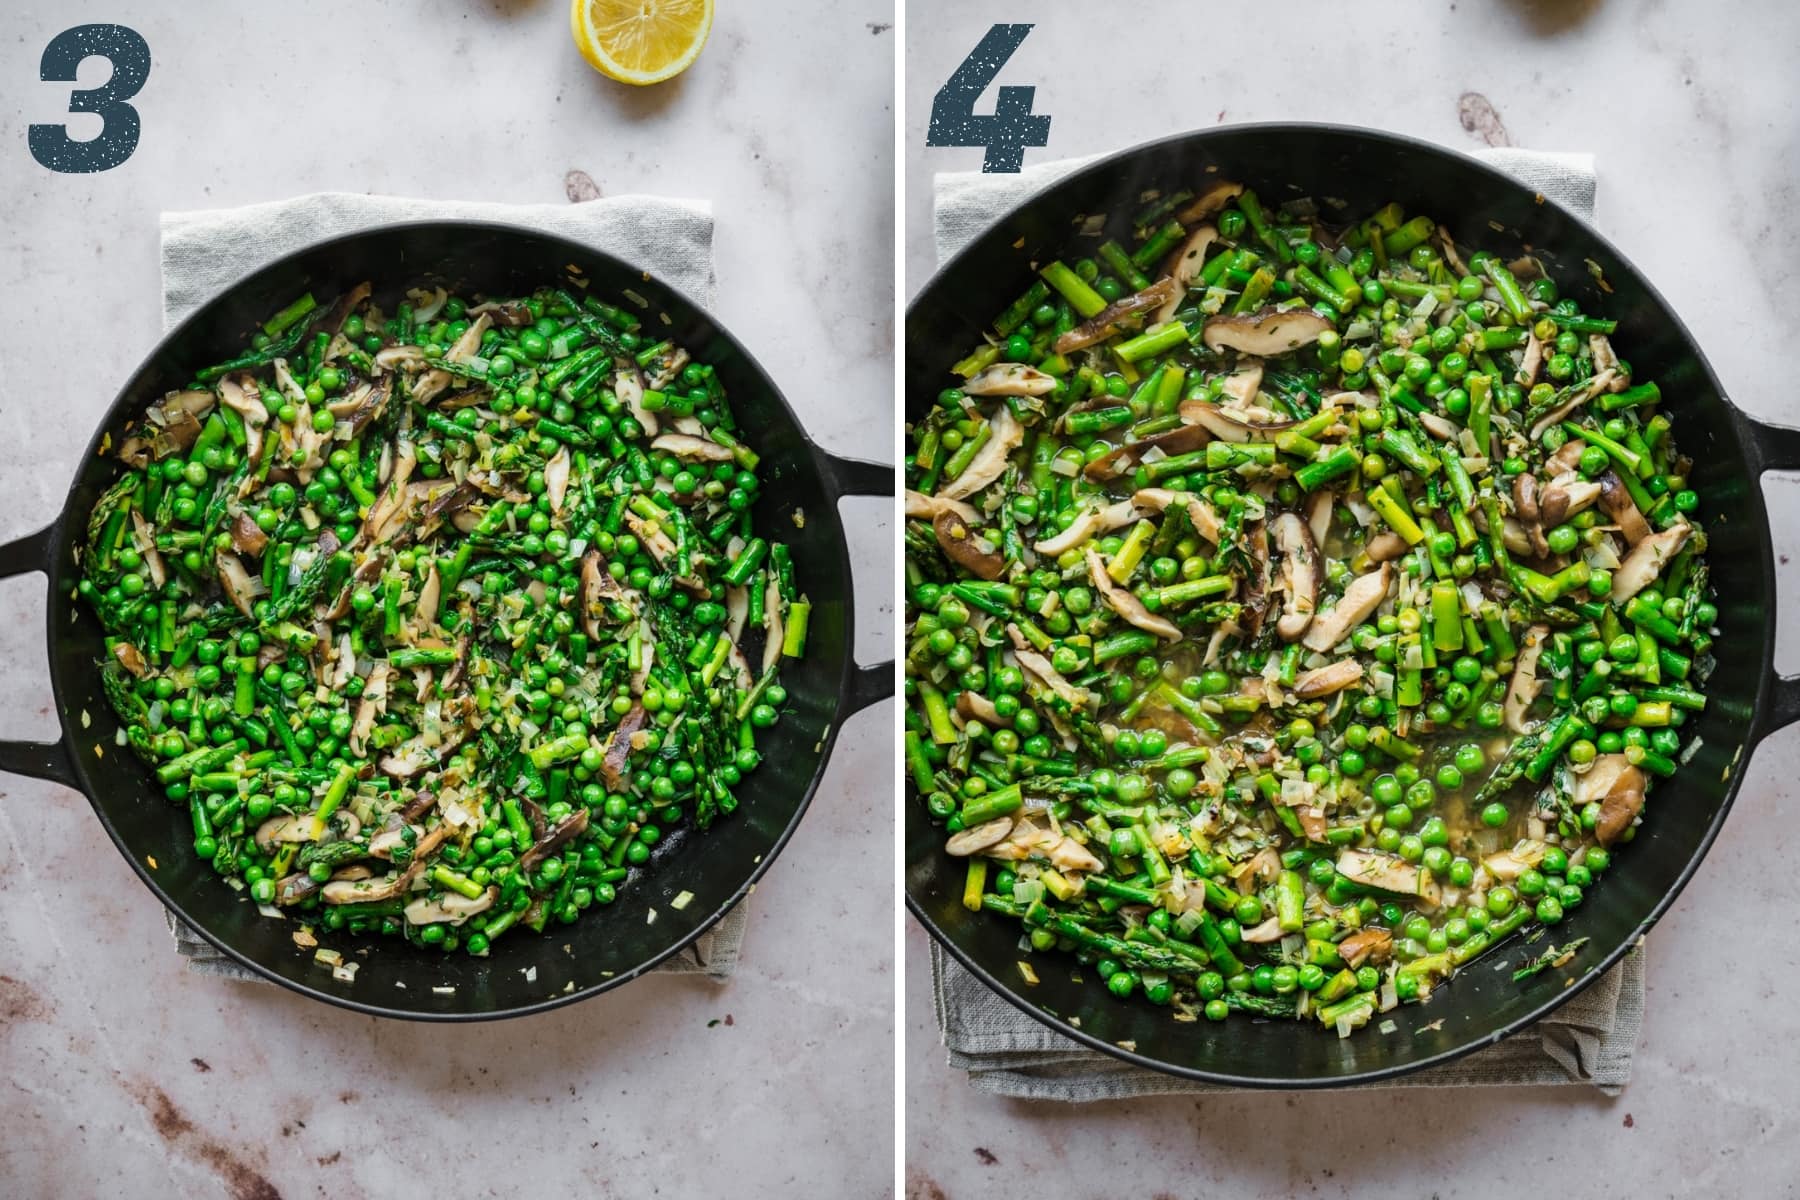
571;0;714;86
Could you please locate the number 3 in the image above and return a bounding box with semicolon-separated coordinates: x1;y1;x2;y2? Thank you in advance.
29;24;152;174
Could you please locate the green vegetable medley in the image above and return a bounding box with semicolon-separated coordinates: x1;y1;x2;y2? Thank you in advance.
80;280;808;961
906;180;1715;1034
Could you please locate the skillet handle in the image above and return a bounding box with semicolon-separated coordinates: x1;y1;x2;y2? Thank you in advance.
816;450;896;716
0;523;78;787
1745;416;1800;731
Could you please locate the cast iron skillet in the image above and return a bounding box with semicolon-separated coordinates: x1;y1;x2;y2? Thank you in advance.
0;221;892;1020
906;123;1800;1086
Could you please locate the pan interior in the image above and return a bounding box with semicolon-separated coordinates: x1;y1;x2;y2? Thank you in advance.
53;222;858;1018
903;125;1766;1084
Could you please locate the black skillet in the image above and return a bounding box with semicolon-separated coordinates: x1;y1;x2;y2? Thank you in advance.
0;221;892;1020
905;123;1800;1086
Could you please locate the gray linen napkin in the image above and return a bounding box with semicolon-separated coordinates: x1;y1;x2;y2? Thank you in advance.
930;146;1645;1096
161;191;744;981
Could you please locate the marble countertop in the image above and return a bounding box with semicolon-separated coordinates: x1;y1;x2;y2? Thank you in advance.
906;0;1800;1195
0;3;894;1197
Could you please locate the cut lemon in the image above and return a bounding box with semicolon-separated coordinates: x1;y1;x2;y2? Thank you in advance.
571;0;714;86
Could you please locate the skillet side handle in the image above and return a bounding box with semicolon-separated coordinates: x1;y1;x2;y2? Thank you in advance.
0;523;78;788
816;450;896;716
1746;416;1800;732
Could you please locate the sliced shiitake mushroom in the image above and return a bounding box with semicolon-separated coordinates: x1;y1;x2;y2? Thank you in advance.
1201;307;1333;355
933;509;1004;581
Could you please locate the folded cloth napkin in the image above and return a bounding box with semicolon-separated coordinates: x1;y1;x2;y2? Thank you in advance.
930;146;1645;1097
160;191;743;981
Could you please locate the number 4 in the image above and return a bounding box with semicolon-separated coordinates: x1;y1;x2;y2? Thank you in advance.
927;24;1051;174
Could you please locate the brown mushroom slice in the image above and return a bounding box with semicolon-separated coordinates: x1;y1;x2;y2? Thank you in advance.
955;691;1011;727
1336;928;1393;970
420;482;482;530
1006;624;1085;707
1085;548;1181;640
1577;754;1648;846
1052;277;1181;354
379;725;469;778
1597;472;1653;546
217;376;268;467
622;511;709;595
444;313;492;363
580;551;636;637
518;809;592;876
1301;563;1393;653
399;791;441;824
1482;839;1547;882
1240;917;1287;944
1153;225;1218;324
1174;180;1244;224
1335;848;1439;902
254;811;362;853
602;704;651;789
322;869;411;906
1434;227;1470;276
367;819;418;861
1292;659;1363;699
216;552;260;617
1362;531;1409;564
945;817;1014;857
1517;331;1544;387
1526;370;1617;441
934;510;1005;582
904;489;981;524
1548;438;1587;474
650;433;737;463
374;345;427;371
349;662;391;757
467;299;534;326
328;379;393;438
647;347;692;391
984;816;1102;874
1270;512;1320;643
760;575;784;674
1589;335;1628;390
1034;498;1143;555
275;873;321;906
1202;307;1333;356
1217;361;1265;407
414;564;442;625
227;510;268;557
404;887;498;927
1537;475;1603;528
1083;422;1213;483
1512;472;1550;558
1131;489;1223;544
1417;411;1461;443
1504;624;1551;734
961;362;1057;397
543;446;572;515
124;510;167;591
938;405;1024;502
1611;520;1691;604
1176;399;1296;444
1239;518;1273;637
112;641;149;678
1232;847;1282;890
615;365;658;437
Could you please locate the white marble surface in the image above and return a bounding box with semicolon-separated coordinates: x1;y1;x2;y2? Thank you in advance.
0;4;895;1197
906;1;1800;1195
